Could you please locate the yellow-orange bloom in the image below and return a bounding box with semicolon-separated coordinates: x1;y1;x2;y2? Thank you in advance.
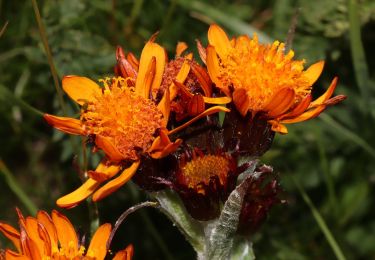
205;24;346;134
44;39;229;208
0;209;133;260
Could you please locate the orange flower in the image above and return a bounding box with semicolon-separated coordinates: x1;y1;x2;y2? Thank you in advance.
44;39;229;208
205;24;346;134
0;209;133;260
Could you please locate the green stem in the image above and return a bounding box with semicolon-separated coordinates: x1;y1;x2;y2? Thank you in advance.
0;159;38;215
30;0;67;115
348;0;371;105
316;130;337;216
292;176;346;260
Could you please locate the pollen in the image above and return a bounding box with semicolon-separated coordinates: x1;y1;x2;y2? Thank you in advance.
81;77;164;161
219;35;311;111
180;154;230;190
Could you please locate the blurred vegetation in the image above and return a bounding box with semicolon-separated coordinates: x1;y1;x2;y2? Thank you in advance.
0;0;374;259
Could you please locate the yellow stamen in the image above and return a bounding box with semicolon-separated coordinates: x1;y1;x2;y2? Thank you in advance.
218;35;311;111
81;77;163;161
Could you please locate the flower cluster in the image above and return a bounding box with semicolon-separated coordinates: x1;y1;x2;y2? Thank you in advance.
0;24;345;259
0;209;133;260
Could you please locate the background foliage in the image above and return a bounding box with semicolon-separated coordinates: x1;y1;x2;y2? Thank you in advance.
0;0;374;259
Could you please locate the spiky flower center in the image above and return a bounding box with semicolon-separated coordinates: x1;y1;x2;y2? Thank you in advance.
49;244;87;260
181;155;230;190
219;35;311;111
81;77;163;161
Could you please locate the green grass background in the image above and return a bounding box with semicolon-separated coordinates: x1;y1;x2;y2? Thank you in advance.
0;0;374;259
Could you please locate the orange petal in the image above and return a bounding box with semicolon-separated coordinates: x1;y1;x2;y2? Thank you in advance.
0;222;21;252
282;106;326;124
87;223;112;260
135;41;166;99
203;96;232;105
44;114;84;135
233;88;249;116
176;42;188;56
62;76;101;105
36;224;52;257
268;120;288;134
208;24;231;59
56;178;100;208
19;227;41;260
310;77;338;107
196;39;207;64
127;52;139;70
51;210;78;254
206;45;230;96
188;94;205;117
148;128;182;158
24;217;45;256
4;250;24;260
92;161;140;202
170;59;191;100
279;94;312;120
150;138;182;159
95;136;125;162
303;61;325;85
157;87;171;128
264;88;295;118
113;244;134;260
117;55;138;79
168;105;230;135
36;211;58;250
191;63;212;97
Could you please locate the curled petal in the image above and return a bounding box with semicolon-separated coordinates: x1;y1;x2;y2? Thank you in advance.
127;52;139;70
282;106;326;124
310;77;338;107
169;106;230;135
170;59;191;100
196;39;207;64
191;63;212;97
5;249;23;259
203;96;232;105
188;94;205;117
51;210;78;255
264;88;295;118
208;24;231;59
92;161;140;202
56;178;100;208
176;42;188;56
95;136;125;162
135;41;166;99
157;87;171;128
279;94;312;120
233;88;249;116
36;211;58;250
303;61;325;85
113;244;134;260
0;222;21;252
269;120;288;134
44;114;84;135
62;76;102;105
206;45;230;96
87;223;112;260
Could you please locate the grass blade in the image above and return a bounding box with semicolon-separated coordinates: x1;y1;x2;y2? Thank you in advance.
292;176;346;260
0;159;38;215
348;0;371;104
0;21;8;38
177;0;272;43
319;114;375;158
30;0;67;114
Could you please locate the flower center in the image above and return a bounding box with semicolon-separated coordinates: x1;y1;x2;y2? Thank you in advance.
180;155;230;190
219;35;311;111
81;77;163;161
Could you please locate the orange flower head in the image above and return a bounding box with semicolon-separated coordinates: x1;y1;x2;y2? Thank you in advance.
81;77;163;161
206;24;346;134
0;209;133;260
